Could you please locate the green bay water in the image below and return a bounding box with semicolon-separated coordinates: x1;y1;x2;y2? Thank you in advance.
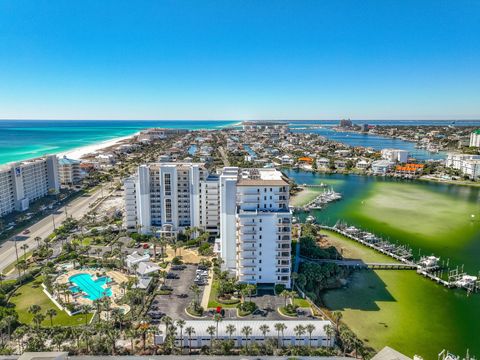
0;120;237;164
286;170;480;358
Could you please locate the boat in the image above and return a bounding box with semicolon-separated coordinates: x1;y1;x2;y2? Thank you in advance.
306;215;316;223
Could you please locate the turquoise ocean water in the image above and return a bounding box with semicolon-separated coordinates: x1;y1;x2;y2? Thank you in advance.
0;120;237;164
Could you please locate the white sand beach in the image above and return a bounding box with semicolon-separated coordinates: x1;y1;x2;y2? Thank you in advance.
58;133;139;160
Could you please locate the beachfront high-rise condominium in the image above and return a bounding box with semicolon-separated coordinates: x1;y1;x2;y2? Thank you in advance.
219;167;292;287
0;155;60;217
124;162;220;238
124;163;292;286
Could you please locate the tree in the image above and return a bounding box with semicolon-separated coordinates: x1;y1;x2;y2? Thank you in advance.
206;325;216;348
259;324;270;338
46;308;57;326
274;322;287;348
241;326;252;352
213;313;222;338
324;324;335;345
225;324;236;340
28;304;42;315
280;290;290;307
185;326;195;354
332;311;343;332
305;323;316;347
293;324;306;346
176;319;186;351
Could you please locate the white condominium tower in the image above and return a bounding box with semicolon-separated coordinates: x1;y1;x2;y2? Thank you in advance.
124;163;292;287
219;167;291;287
0;155;60;217
124;162;220;238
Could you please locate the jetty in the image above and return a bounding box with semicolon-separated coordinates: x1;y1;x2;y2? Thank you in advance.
314;222;480;294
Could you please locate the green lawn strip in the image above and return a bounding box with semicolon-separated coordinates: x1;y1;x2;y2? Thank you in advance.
207;277;240;309
293;297;310;308
3;250;35;274
9;276;92;327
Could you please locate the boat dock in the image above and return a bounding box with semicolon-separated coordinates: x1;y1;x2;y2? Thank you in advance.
300;256;418;270
292;187;342;212
315;223;480;294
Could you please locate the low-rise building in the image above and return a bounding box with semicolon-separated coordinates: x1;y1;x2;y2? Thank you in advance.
371;160;395;175
58;156;83;186
155;320;333;348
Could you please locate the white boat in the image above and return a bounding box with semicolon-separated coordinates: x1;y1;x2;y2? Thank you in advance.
306;215;316;223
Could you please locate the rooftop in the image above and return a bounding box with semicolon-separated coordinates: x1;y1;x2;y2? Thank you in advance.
237;168;289;186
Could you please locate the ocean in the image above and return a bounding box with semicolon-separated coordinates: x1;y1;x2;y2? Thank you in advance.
1;119;479;165
0;120;237;164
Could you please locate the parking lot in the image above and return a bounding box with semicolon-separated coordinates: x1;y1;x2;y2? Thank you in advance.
147;264;207;321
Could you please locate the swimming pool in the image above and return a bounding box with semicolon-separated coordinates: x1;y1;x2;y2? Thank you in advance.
69;273;112;301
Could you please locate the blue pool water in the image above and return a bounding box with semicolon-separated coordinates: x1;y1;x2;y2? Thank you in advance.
69;273;112;300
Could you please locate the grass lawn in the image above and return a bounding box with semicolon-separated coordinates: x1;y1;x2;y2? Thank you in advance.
207;278;240;309
9;276;93;327
293;297;310;308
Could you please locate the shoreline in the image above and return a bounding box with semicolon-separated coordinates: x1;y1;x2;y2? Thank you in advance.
58;133;139;160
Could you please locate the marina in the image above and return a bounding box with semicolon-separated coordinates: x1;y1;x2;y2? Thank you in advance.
291;187;342;211
318;222;480;294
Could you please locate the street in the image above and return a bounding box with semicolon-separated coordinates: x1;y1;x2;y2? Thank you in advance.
0;183;110;273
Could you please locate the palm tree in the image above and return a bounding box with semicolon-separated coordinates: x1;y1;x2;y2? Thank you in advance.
185;326;195;354
225;324;236;341
28;304;42;315
34;236;42;248
280;289;290;307
80;304;92;325
161;315;172;340
46;308;57;326
293;324;306;346
20;243;29;259
259;324;270;339
324;324;335;346
213;313;222;338
305;323;316;347
274;322;283;348
206;325;216;348
241;325;252;352
176;319;186;350
332;311;343;332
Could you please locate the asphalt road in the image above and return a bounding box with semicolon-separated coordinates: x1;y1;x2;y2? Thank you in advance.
0;184;109;273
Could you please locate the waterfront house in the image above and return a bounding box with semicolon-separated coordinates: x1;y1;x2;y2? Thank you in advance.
371;160;394;175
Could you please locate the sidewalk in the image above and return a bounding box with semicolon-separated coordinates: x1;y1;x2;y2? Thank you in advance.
200;269;213;309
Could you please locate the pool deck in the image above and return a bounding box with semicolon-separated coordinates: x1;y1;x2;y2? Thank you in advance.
55;269;130;313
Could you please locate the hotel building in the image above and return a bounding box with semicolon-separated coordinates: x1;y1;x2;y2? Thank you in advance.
0;155;60;217
124;163;292;286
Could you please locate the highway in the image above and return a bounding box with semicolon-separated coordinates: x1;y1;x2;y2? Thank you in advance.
0;184;109;273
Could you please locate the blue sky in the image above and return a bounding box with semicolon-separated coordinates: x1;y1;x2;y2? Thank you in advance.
0;0;479;120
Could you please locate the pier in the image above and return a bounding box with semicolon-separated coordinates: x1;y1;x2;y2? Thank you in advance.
291;187;342;212
312;223;480;293
300;256;418;270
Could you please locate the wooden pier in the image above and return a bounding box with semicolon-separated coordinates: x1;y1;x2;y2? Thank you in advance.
313;224;479;293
